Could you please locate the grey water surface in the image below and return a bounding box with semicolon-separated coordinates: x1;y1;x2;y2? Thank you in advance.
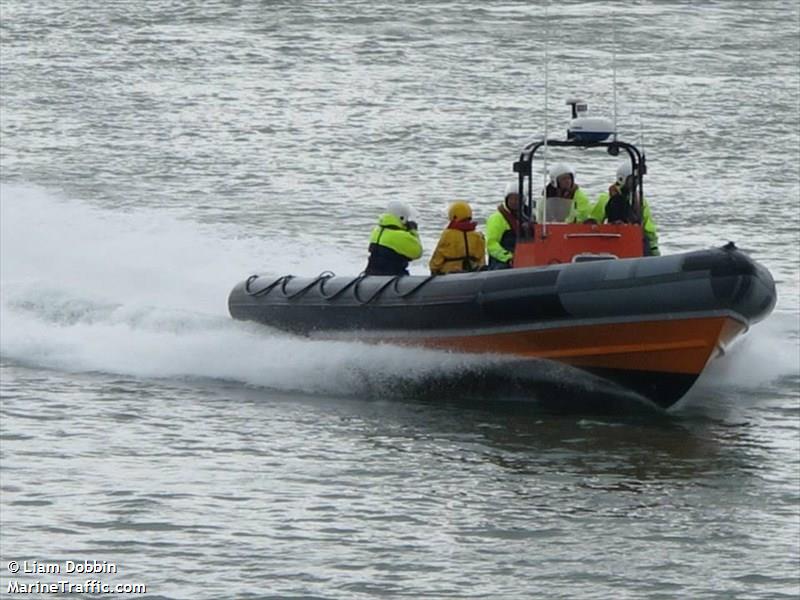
1;1;799;598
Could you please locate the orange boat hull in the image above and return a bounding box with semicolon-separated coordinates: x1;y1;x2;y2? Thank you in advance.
356;314;748;408
392;315;744;374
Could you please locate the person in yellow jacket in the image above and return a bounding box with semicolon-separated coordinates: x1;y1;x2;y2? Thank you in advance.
365;201;423;275
590;161;660;256
429;201;486;275
540;162;593;223
486;181;526;269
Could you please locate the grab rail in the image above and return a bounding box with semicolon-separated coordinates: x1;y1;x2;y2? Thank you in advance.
245;274;295;297
244;272;435;305
563;233;622;239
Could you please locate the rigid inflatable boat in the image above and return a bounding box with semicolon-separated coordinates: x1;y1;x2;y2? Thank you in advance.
229;243;775;408
228;102;777;408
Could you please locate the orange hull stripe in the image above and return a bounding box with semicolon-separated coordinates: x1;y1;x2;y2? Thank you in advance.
388;317;746;376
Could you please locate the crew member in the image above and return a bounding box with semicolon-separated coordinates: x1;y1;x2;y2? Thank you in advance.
365;201;423;275
590;161;660;256
429;201;486;275
541;162;593;223
486;181;525;269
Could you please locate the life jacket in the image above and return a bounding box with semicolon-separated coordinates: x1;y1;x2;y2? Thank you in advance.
432;220;485;274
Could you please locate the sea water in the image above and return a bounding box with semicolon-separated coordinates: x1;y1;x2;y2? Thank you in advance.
1;2;798;598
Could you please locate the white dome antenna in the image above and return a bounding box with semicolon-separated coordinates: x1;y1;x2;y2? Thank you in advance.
566;100;614;142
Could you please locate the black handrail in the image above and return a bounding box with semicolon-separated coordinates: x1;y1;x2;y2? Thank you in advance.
244;272;436;305
245;274;295;297
512;138;646;226
319;273;366;301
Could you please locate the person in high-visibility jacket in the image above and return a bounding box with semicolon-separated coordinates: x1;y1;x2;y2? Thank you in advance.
365;201;423;275
540;162;593;223
486;181;526;269
590;161;660;256
429;201;486;275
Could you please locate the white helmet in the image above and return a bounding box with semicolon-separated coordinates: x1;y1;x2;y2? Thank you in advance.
504;179;528;198
549;162;575;186
385;200;412;223
616;161;635;185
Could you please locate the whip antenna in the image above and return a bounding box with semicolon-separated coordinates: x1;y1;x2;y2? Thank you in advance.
542;0;550;237
612;7;618;142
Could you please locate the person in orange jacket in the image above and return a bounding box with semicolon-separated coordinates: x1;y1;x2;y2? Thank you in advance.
429;201;486;275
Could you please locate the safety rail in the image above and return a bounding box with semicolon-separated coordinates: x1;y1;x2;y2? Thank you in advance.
245;274;295;297
244;272;435;305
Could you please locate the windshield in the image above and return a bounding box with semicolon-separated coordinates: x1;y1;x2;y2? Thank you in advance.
536;196;573;223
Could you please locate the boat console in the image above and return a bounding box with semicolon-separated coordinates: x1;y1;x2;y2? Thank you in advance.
510;99;648;267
